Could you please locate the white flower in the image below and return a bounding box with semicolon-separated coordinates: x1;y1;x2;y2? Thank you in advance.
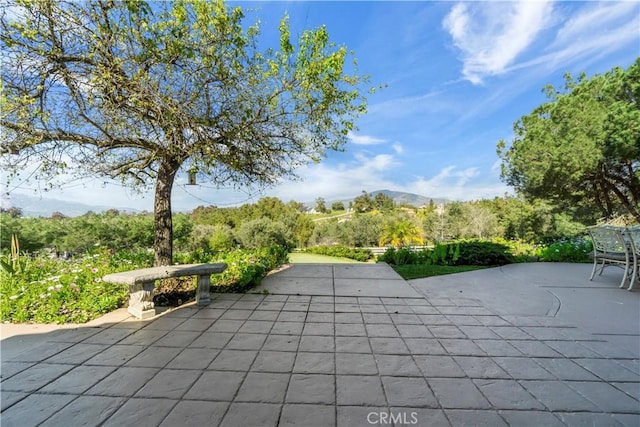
9;295;18;300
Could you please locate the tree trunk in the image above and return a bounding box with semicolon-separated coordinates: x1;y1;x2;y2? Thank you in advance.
154;158;180;266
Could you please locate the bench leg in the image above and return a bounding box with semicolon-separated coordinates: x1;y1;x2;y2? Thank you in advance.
128;281;156;319
196;274;211;306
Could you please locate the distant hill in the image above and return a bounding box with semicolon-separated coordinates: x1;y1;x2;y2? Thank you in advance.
2;193;140;217
306;189;449;210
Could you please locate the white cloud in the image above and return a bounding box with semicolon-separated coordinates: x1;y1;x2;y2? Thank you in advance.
347;131;387;145
443;1;554;84
392;143;404;154
406;165;509;201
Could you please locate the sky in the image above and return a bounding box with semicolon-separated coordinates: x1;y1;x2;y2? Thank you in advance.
3;0;639;212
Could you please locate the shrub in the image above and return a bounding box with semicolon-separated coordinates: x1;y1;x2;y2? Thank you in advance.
236;218;293;250
302;246;374;262
377;247;417;265
536;237;592;263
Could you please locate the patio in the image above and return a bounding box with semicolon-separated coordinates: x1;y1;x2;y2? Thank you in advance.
1;263;638;426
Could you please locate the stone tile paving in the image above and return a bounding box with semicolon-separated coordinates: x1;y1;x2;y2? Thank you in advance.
1;293;639;426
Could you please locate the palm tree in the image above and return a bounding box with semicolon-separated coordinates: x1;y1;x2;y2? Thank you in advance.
378;220;423;247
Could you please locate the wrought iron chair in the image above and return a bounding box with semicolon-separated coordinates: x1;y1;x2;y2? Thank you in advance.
587;226;633;289
623;226;640;291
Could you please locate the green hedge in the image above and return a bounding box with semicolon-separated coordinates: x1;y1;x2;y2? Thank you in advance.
302;245;374;262
378;241;513;266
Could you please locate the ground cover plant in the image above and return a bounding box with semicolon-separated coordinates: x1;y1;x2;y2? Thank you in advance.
0;246;288;324
302;245;374;262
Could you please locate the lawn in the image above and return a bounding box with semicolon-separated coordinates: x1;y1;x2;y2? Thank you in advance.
288;252;366;264
391;264;487;280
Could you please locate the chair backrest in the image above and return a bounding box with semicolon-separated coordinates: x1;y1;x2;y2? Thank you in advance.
588;226;628;254
624;226;640;257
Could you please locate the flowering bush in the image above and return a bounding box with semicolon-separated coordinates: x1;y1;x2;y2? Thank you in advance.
535;237;592;263
1;246;289;324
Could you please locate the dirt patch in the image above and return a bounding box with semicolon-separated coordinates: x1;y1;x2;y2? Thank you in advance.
153;277;196;307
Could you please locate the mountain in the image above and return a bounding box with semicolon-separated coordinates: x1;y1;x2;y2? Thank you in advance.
2;193;140;217
306;189;449;210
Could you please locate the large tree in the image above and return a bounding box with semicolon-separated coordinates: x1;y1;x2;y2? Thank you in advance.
497;59;640;222
0;0;370;265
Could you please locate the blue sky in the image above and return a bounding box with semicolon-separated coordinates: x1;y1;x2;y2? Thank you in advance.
4;0;639;211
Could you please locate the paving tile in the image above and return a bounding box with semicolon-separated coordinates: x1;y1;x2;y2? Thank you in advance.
40;395;126;427
279;404;336;427
454;356;510;379
390;314;422;324
335;323;367;336
219;310;253;320
232;300;261;310
0;393;76;426
396;324;432;338
387;305;418;314
337;375;386;405
247;310;280;321
334;303;360;313
414;355;466;378
419;314;452;325
507;340;562;357
309;303;334;313
1;391;28;411
184;370;245;401
522;326;576;340
125;346;182;368
428;326;466;339
581;341;639;359
405;338;448;355
359;304;387;313
428;378;492;409
165;347;219;370
575;358;640;382
5;341;74;363
84;344;145;366
287;295;311;303
567;381;640;413
286;374;335;404
151;331;201;347
519;380;600;411
220;402;281;427
262;335;300;352
44;343;110;364
208;350;257;371
389;408;450;426
334;297;359;304
271;321;304;335
410;305;439;315
283;302;309;312
533;357;600;381
207;319;245;333
86;366;159;396
473;316;511;327
312;296;335;303
617;358;640;375
306;312;334;323
444;409;508;427
191;308;226;319
359;297;383;304
374;354;422;376
134;368;201;399
0;361;35;380
256;302;285;311
298;335;335;352
542;340;603;358
445;315;482;326
473;340;523;357
237;320;274;334
335;312;363;323
362;313;393;324
369;337;410;354
335;336;372;353
381;376;438;407
337;406;390;427
0;363;74;392
336;353;378;375
473;379;545;410
225;333;267;350
101;397;176;427
490;326;533;340
439;339;487;356
556;412;623;427
498;410;565;426
293;352;335;374
40;365;115;394
188;332;234;348
160;401;229;426
459;326;500;339
250;351;296;373
613;381;640;400
366;324;400;338
302;322;334;336
235;372;290;403
612;413;640;427
143;317;186;331
491;357;555;380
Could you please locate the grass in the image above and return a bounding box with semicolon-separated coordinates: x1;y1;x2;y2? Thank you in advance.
391;264;487;280
288;252;365;264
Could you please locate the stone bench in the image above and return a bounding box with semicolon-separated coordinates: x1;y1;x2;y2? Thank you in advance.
103;263;227;319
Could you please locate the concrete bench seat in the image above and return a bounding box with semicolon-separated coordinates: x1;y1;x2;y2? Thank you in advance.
103;263;227;319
